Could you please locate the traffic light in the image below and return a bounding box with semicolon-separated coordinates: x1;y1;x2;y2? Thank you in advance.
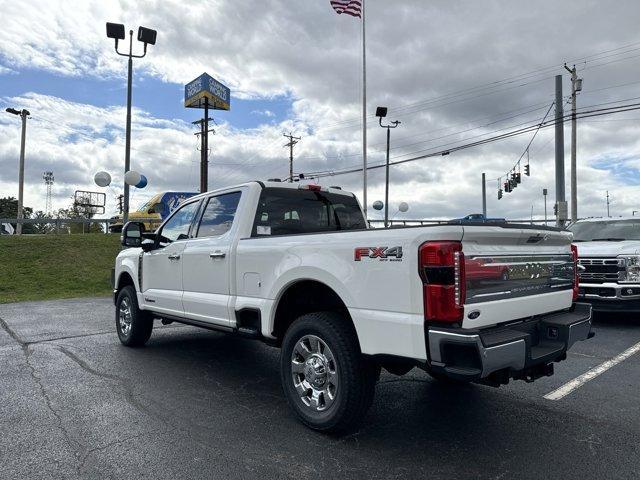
513;172;521;184
504;181;511;193
498;188;503;200
524;164;530;176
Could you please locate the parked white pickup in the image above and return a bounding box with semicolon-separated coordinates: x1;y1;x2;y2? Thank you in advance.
570;217;640;312
114;181;593;432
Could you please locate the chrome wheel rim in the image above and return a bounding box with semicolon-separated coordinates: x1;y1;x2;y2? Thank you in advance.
118;297;132;336
291;335;338;412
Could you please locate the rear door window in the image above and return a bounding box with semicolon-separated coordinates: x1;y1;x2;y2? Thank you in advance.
252;187;366;236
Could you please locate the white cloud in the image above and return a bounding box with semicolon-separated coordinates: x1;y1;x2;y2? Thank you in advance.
0;64;15;75
251;109;276;118
1;0;640;221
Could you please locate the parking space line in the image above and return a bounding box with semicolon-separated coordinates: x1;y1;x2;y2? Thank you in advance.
544;340;640;401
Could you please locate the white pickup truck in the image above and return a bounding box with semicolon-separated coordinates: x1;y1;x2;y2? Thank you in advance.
114;181;593;432
569;217;640;312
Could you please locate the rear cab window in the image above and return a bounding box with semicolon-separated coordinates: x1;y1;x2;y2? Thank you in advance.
252;187;366;237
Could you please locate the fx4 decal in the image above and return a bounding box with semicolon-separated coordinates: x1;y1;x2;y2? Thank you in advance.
354;246;403;261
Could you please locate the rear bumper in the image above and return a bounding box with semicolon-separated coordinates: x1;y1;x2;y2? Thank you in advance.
427;303;593;383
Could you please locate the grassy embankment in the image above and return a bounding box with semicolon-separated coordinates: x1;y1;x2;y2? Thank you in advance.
0;234;121;304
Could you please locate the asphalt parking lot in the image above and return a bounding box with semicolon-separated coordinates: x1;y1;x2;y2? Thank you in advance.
1;298;639;479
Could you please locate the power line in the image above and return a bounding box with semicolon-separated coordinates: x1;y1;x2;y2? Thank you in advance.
298;101;640;180
314;42;640;132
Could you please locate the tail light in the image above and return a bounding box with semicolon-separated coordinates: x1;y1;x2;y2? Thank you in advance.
299;184;322;192
571;244;579;301
419;241;465;323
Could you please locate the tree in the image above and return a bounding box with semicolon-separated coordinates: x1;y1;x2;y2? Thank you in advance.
0;196;35;233
31;210;54;234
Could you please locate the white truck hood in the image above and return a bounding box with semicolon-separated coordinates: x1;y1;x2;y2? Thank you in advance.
575;240;640;257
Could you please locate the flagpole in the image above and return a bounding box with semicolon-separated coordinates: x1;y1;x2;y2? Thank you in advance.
361;0;367;218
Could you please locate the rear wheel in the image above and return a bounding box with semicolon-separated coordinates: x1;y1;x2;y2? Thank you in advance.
116;285;153;347
280;311;377;433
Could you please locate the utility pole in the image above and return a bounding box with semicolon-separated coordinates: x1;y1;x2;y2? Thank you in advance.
283;133;301;182
530;205;534;225
5;107;29;235
606;190;611;217
554;75;567;227
116;194;124;214
543;188;548;226
564;64;582;223
481;172;487;217
193;110;215;193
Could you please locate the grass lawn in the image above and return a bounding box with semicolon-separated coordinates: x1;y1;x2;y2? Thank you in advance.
0;234;121;304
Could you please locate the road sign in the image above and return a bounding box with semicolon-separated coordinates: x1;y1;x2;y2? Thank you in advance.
74;190;106;214
184;73;230;110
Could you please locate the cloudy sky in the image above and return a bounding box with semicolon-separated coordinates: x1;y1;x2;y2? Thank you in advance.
1;0;639;221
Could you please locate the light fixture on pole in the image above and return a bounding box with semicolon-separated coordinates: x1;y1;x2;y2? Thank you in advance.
5;107;30;235
376;106;400;228
106;22;157;227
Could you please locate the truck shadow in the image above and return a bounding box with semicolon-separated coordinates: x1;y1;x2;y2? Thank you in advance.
592;311;640;326
109;325;623;479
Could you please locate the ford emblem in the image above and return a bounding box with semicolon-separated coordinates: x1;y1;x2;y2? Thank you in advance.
468;310;481;320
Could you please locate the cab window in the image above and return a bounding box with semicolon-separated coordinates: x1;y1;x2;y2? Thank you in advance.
159;201;200;244
196;192;242;237
252;187;366;236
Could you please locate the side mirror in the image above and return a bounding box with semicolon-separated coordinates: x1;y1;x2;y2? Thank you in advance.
121;221;145;248
141;238;156;252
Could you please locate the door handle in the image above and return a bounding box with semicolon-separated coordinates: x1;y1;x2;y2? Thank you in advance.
168;254;181;260
209;251;226;259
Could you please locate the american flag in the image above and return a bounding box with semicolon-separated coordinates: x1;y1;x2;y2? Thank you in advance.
330;0;362;18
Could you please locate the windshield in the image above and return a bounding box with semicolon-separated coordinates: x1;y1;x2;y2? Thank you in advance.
137;200;154;212
569;219;640;241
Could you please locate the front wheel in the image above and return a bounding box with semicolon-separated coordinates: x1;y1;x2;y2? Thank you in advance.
280;311;377;433
116;285;153;347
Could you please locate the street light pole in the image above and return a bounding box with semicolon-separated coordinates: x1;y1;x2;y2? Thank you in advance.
5;107;29;235
384;126;390;227
106;22;156;227
124;30;134;225
376;107;400;228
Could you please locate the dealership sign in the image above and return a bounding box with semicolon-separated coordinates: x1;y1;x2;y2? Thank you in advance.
184;73;230;110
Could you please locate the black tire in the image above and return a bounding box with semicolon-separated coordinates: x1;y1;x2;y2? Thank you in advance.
115;285;153;347
280;311;377;433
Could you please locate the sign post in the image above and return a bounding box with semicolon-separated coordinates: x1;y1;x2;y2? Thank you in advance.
185;73;230;192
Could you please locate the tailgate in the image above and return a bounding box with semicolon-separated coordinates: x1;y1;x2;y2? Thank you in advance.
461;225;575;329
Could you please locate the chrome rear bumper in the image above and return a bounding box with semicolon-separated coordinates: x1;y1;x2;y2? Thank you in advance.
427;303;593;383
